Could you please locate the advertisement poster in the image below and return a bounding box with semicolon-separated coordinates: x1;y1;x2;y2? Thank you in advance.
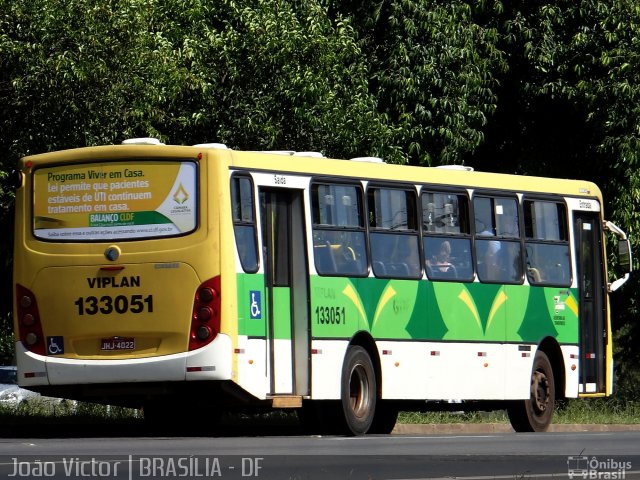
33;161;197;240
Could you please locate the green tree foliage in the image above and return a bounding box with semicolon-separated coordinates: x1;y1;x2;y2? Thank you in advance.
472;0;640;233
1;0;177;154
152;0;395;159
0;0;389;157
327;0;507;165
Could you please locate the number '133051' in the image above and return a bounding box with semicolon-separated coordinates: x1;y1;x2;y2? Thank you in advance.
315;306;345;324
74;294;153;315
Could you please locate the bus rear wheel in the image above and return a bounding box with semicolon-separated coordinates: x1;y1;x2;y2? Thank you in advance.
341;346;377;435
507;351;555;432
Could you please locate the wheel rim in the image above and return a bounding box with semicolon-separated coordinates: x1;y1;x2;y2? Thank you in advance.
349;364;372;419
531;369;550;414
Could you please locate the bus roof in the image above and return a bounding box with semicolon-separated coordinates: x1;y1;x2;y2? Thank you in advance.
20;143;603;201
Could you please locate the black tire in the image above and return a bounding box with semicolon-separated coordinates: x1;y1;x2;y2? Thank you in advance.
507;351;555;432
369;401;399;434
341;346;377;435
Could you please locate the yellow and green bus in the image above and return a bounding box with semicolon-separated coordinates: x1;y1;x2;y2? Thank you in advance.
12;139;632;434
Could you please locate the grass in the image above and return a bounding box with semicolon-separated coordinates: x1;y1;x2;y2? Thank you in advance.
0;398;141;425
398;410;508;424
397;399;640;425
553;399;640;424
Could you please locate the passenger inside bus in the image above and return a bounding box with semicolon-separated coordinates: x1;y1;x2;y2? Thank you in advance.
426;240;457;278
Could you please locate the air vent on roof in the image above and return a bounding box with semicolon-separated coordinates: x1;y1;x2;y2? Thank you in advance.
121;138;164;145
293;152;324;158
350;156;385;163
435;165;474;171
193;143;228;149
264;150;295;155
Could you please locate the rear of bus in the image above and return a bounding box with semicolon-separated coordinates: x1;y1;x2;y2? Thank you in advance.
12;142;233;408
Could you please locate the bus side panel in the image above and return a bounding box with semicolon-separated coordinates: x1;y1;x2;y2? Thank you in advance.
310;340;348;399
234;337;269;399
562;344;580;398
376;341;509;400
234;273;269;399
309;273;581;401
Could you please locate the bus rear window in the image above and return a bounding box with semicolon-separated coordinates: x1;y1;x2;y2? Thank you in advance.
32;160;197;241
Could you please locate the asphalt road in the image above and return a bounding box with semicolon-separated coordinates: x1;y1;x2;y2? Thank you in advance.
1;430;639;479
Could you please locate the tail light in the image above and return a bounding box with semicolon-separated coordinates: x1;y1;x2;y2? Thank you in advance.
189;276;221;351
15;284;46;356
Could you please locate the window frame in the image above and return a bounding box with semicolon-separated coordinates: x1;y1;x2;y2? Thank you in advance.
421;187;474;283
472;192;525;285
230;173;260;274
522;197;572;287
310;180;369;277
367;183;422;280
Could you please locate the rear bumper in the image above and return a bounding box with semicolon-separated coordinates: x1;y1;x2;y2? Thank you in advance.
16;334;232;387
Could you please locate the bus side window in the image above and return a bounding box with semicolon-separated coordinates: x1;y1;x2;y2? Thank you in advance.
231;175;259;273
368;186;421;279
422;190;473;282
473;195;523;284
523;199;571;287
311;183;367;277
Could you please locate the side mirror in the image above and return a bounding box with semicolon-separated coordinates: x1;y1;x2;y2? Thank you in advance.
604;220;633;292
618;239;632;274
11;169;23;189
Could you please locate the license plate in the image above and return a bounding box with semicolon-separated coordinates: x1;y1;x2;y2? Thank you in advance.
100;337;135;351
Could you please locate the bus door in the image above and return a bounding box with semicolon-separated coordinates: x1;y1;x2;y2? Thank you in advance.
573;212;607;394
260;188;310;397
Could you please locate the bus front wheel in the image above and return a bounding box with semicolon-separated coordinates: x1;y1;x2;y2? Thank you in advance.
507;351;555;432
341;346;377;435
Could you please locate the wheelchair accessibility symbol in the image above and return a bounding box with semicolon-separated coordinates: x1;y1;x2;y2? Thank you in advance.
47;336;64;355
249;291;262;319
